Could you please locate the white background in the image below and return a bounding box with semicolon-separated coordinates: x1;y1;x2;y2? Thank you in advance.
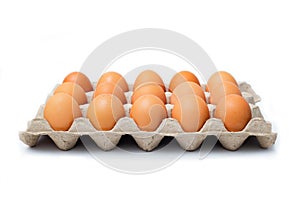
0;0;299;199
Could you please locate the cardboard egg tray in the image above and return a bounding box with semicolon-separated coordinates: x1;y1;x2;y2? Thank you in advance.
19;82;277;151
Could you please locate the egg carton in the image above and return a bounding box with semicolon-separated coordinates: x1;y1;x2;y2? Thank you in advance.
19;82;276;151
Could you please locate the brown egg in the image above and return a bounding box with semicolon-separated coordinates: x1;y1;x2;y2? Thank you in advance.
63;71;93;92
214;94;251;132
97;72;129;92
172;95;209;132
131;83;166;104
54;82;87;105
133;70;165;91
169;71;200;92
209;81;241;105
170;81;206;105
87;94;125;131
130;95;167;131
94;83;127;104
206;71;238;92
44;93;82;131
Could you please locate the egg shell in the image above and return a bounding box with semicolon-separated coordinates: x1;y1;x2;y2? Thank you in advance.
44;93;82;131
207;71;238;92
170;81;206;104
130;94;167;131
214;94;251;132
131;83;166;104
171;94;209;132
54;82;87;105
133;70;166;91
209;81;241;105
87;94;125;131
94;82;127;104
63;71;93;92
97;71;129;92
169;71;200;92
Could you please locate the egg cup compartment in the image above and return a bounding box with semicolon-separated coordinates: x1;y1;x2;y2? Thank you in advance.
19;82;276;151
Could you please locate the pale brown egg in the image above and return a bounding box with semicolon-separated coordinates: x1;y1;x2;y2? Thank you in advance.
206;71;238;92
169;71;200;92
97;71;129;92
133;70;166;91
44;93;82;131
54;82;87;105
209;81;241;105
171;95;209;132
214;94;251;132
131;83;166;104
63;71;93;92
130;95;167;131
94;82;127;104
87;94;125;131
170;81;206;105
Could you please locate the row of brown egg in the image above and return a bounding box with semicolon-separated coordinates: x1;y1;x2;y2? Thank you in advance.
43;70;252;133
207;71;251;132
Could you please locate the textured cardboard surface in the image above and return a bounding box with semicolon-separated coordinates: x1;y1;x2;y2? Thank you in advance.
19;82;277;151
